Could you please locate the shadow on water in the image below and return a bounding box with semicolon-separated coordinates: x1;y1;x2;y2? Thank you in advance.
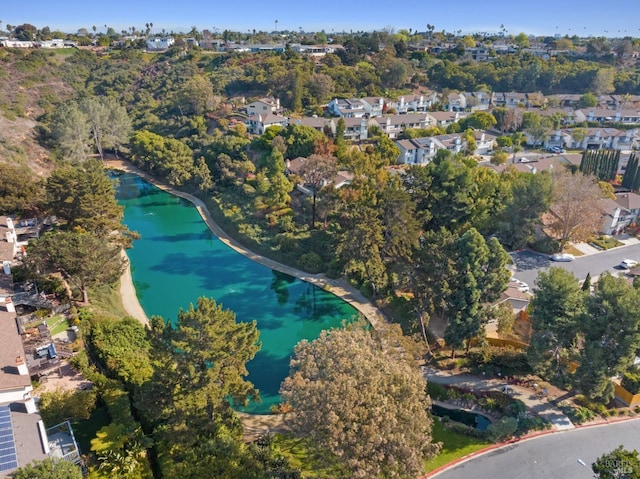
271;270;296;306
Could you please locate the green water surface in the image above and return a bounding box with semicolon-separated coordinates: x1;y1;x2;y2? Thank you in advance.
114;172;359;413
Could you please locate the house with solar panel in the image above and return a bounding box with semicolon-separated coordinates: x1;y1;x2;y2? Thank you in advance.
0;217;80;476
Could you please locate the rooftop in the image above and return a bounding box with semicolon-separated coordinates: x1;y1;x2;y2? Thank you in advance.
1;403;48;477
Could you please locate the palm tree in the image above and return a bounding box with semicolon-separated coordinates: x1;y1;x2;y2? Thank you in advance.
275;19;278;33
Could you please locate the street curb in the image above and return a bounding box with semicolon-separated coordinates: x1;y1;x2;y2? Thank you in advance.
422;415;640;478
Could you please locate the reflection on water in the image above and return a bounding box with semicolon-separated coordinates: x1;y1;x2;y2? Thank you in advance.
114;172;358;413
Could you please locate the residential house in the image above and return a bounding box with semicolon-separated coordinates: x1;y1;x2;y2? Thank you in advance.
146;37;175;51
464;91;492;111
474;130;498;154
611;94;640;109
492;91;527;108
597;95;619;109
574;109;640;126
545;127;640;151
38;39;65;49
526;92;547;108
464;46;492;62
328;98;367;118
395;133;465;165
246;97;283;117
386;92;438;114
370;113;432;139
446;92;466;111
0;218;48;475
601;192;640;235
548;94;582;109
246;113;289;135
293;117;336;136
427;43;457;54
285;157;353;195
522;47;551;60
341;117;369;140
359;97;385;117
290;43;342;58
425;110;466;127
1;40;35;48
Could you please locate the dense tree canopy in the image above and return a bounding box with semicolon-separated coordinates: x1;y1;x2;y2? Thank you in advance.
281;322;439;479
24;229;125;303
593;445;640;479
0;163;44;216
45;160;127;240
12;458;83;479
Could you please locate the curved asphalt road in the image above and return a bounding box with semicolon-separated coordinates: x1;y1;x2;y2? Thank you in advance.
432;418;640;479
511;243;640;289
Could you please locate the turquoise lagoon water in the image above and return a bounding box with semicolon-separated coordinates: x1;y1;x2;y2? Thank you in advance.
114;172;359;413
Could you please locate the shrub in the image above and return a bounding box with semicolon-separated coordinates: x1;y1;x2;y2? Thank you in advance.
242;183;256;196
516;415;551;435
274;233;297;253
621;366;640;394
531;235;560;255
559;404;596;424
297;252;324;273
487;416;518;442
427;382;448;401
443;420;488;439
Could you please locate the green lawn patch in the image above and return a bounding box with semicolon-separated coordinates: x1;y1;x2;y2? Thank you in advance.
424;420;491;473
589;235;623;250
71;405;110;455
46;315;70;336
274;433;340;478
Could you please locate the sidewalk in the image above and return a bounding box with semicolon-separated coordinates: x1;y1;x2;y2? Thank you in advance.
422;367;574;431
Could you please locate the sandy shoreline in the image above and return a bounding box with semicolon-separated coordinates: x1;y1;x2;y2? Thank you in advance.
119;251;150;326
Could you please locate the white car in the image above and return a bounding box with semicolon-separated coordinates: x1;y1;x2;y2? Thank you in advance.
619;259;638;269
510;278;530;293
550;253;575;262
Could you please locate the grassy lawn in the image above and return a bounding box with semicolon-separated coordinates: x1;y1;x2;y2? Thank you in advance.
424;420;491;473
71;405;110;455
275;434;339;478
563;244;584;257
590;235;623;250
46;315;70;336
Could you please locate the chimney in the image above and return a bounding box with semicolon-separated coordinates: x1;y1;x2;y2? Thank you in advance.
24;394;36;414
16;356;28;376
5;297;15;313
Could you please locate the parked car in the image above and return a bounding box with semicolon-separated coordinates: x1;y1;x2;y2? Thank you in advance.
619;259;638;269
550;253;575;262
511;278;530;293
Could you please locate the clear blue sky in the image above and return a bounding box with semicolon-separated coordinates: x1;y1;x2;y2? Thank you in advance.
2;0;639;37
